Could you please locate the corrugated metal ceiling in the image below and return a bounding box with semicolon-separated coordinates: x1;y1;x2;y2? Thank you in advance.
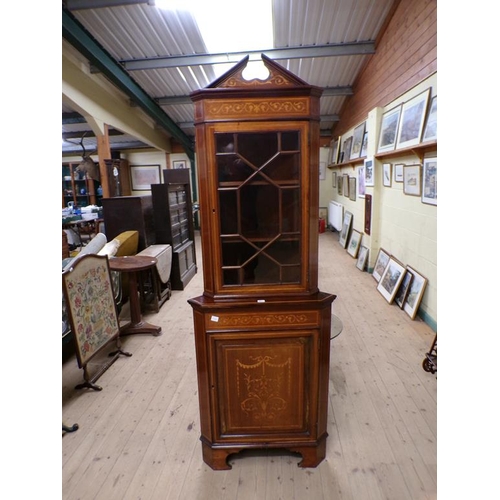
62;0;396;154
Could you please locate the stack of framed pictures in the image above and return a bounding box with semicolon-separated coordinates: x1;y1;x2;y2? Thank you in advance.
372;248;428;319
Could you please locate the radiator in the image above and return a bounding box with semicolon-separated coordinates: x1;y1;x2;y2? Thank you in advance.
328;200;344;232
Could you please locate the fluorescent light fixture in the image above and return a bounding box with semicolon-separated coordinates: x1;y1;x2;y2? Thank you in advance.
155;0;273;79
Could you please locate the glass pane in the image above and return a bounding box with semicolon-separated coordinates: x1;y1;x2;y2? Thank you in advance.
281;188;300;233
281;131;299;151
238;133;278;167
264;153;300;182
217;155;254;183
265;238;301;266
216;133;236;153
240;183;280;239
219;190;238;234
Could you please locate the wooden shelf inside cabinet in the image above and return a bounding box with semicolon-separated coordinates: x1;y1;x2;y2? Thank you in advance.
375;141;437;161
327;157;366;169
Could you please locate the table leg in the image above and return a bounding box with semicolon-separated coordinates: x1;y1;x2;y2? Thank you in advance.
120;270;162;336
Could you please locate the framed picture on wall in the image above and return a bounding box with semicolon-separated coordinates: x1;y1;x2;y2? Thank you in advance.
364;157;375;187
330;137;341;165
403;266;428;319
364;194;372;235
343;173;349;197
319;161;326;181
403;164;422;196
422;157;437;205
350;122;366;160
173;160;187;169
422;95;437;142
372;247;390;282
377;257;406;304
377;104;402;153
358;164;366;199
396;88;431;149
360;131;368;157
332;171;337;188
342;136;353;162
382;163;392;187
349;177;356;201
130;164;161;191
337;177;343;195
394;163;404;182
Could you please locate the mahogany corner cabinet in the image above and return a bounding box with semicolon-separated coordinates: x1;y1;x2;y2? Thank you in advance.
188;55;336;470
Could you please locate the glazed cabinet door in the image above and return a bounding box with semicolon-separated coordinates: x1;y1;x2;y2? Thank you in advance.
202;121;313;297
208;329;319;441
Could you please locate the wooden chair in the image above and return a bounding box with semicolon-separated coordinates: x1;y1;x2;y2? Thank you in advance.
62;254;132;391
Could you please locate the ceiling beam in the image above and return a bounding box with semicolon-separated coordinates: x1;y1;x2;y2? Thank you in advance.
121;42;375;71
62;7;194;157
65;0;150;10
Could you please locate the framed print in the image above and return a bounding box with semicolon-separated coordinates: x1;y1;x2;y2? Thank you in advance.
343;173;349;197
395;269;414;309
358;164;366;199
349;177;356;201
372;247;390;282
337;177;343;195
130;164;161;191
330;137;341;165
377;104;402;153
173;160;187;169
377;257;406;304
403;266;428;319
403;164;422;196
319;161;326;181
422;157;437;205
360;131;368;157
338;211;353;248
364;157;375;187
382;163;392;187
364;194;372;235
394;163;404;182
347;229;362;258
332;171;337;188
422;95;437;142
356;246;369;271
350;122;366;160
342;136;353;163
328;138;335;164
396;88;431;149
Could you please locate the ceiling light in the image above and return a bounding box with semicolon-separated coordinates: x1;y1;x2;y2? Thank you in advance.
154;0;273;78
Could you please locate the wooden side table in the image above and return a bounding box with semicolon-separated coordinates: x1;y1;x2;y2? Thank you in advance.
109;255;162;336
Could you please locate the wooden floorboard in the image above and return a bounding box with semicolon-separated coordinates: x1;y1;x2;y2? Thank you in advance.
62;230;437;500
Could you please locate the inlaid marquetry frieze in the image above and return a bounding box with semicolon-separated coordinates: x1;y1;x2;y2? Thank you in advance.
206;311;318;329
202;98;310;121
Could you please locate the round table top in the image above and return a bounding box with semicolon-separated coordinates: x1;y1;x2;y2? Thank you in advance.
331;314;343;340
109;255;158;272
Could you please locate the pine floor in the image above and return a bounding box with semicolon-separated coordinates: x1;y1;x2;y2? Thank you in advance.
62;231;437;500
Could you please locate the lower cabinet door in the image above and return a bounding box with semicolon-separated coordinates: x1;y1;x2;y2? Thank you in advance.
208;329;319;441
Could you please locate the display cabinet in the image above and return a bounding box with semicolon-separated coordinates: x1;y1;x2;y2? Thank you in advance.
62;162;99;208
188;55;336;470
151;169;197;290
